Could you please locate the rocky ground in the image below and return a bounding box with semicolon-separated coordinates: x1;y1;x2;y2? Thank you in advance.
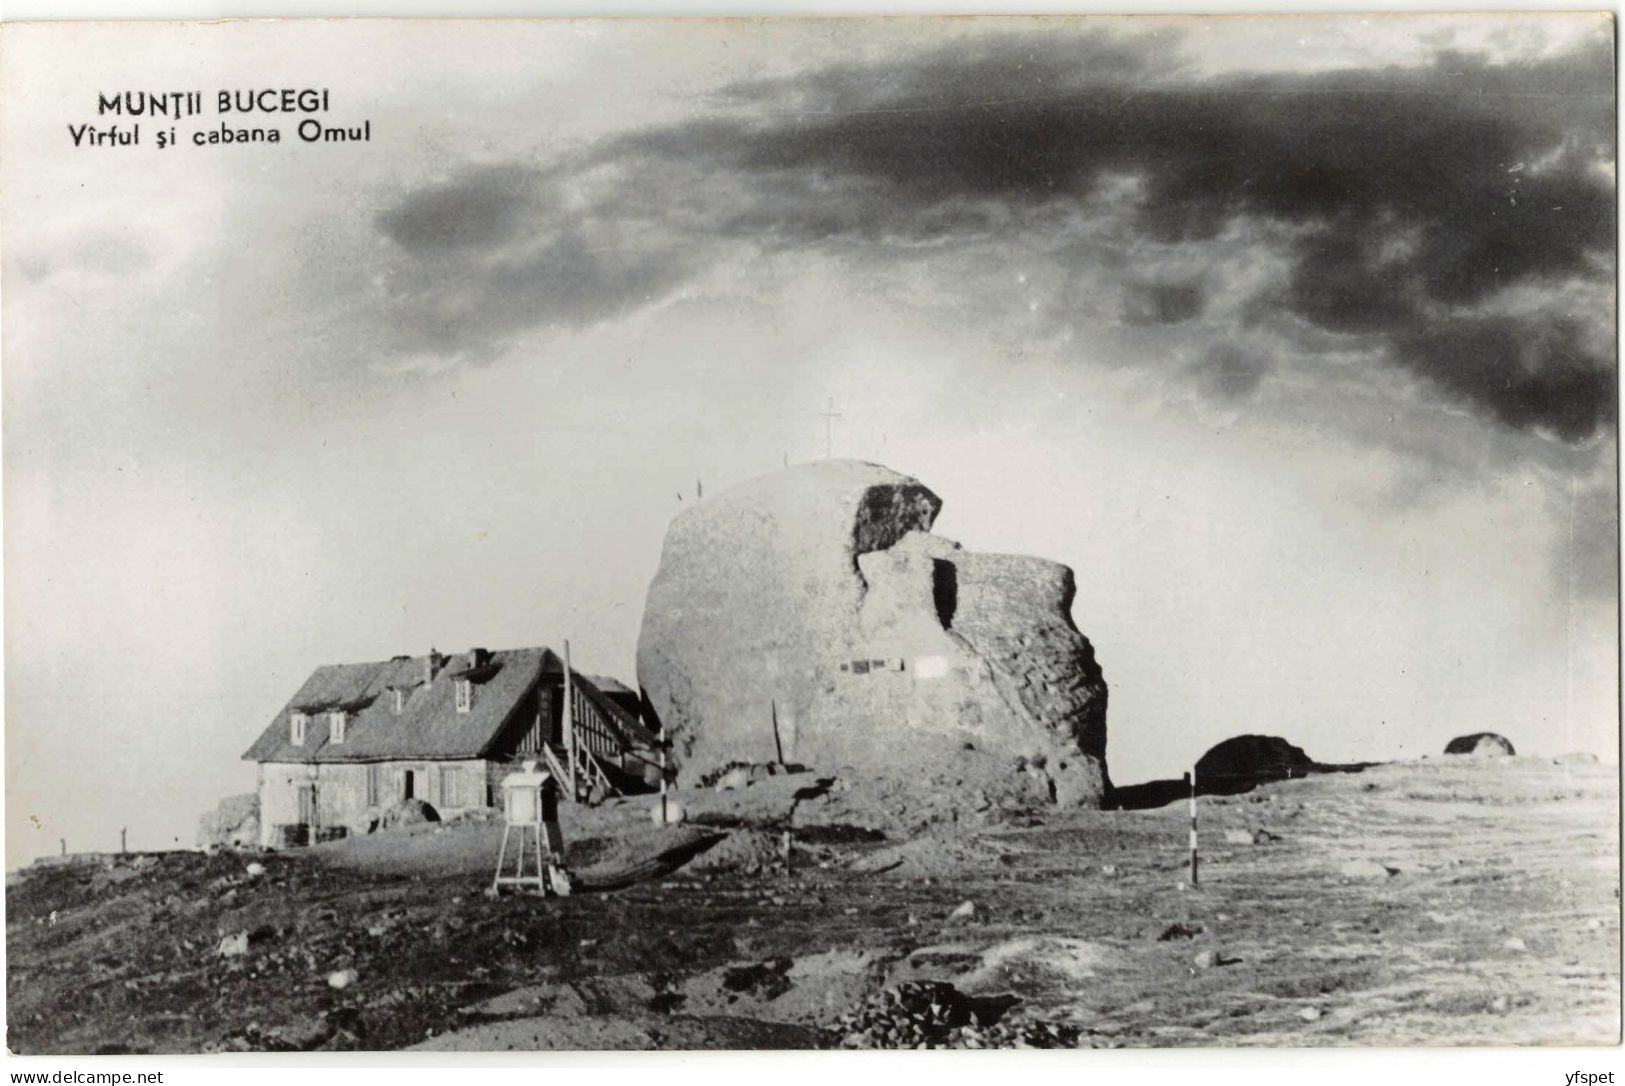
6;754;1618;1053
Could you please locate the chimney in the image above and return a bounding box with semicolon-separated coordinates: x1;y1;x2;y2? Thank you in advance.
468;647;490;670
424;649;445;685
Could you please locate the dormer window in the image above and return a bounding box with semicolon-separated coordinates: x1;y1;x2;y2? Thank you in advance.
290;711;307;746
455;679;473;714
393;688;405;714
329;710;347;744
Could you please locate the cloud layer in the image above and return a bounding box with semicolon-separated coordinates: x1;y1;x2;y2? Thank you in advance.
369;28;1615;449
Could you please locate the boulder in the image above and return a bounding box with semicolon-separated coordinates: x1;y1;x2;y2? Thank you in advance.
196;794;260;850
1444;732;1515;757
636;460;1109;804
375;798;440;830
1339;858;1396;879
650;797;687;825
1195;735;1313;795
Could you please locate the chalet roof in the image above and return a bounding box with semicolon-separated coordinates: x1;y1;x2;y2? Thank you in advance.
242;647;641;764
586;674;636;698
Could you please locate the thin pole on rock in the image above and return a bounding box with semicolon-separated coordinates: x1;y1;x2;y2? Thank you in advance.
120;828;127;855
1189;766;1200;888
770;700;785;765
659;720;669;826
59;838;65;858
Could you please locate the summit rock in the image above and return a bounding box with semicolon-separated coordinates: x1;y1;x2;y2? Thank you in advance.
635;461;1109;804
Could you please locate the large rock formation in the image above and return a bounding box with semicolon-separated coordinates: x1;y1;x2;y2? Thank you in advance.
1194;735;1313;795
636;461;1109;804
196;793;260;850
1444;732;1515;757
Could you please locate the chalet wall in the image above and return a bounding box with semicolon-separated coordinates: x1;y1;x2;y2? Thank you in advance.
257;758;496;846
258;762;315;845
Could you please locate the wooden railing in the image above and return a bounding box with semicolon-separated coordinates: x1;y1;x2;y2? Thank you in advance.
539;675;651;802
570;682;625;764
540;744;570;786
571;679;661;771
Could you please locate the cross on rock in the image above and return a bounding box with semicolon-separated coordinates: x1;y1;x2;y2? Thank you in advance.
821;398;842;459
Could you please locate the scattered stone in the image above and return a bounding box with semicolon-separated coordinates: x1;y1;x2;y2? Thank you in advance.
715;767;753;792
948;900;978;921
1158;922;1204;941
245;862;266;878
1099;864;1117;877
1503;937;1527;952
650;798;687;825
1339;859;1395;880
327;968;359;990
1298;1006;1323;1022
267;1016;332;1051
216;925;272;958
1191;948;1241;970
827;980;1061;1049
376;799;440;830
1223;829;1254;845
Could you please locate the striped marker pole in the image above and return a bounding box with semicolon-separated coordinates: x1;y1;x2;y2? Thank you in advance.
1189;766;1200;888
659;721;669;825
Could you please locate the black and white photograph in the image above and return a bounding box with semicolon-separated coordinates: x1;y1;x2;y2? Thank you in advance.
1;12;1618;1058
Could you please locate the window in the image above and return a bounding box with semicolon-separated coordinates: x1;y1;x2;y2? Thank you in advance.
439;765;461;808
366;763;379;806
329;710;346;744
290;712;307;746
393;688;405;714
455;679;473;714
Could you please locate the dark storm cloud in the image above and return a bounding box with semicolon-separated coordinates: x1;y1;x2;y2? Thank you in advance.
597;31;1616;442
1398;315;1614;444
1122;279;1206;326
371;167;694;356
1191;342;1270;403
370;29;1615;443
376;165;538;252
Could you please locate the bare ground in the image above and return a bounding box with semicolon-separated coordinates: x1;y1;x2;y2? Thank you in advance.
6;755;1618;1052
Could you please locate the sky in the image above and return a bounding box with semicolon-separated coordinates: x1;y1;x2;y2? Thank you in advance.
2;15;1617;866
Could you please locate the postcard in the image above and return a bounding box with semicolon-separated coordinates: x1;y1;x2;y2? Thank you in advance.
2;14;1617;1055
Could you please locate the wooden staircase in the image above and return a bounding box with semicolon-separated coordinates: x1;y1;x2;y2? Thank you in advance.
547;666;661;803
